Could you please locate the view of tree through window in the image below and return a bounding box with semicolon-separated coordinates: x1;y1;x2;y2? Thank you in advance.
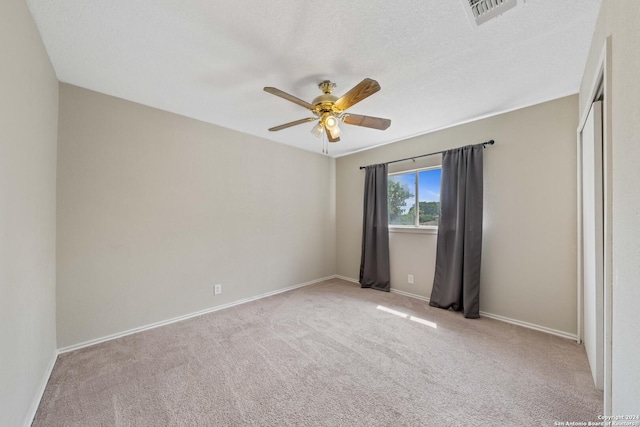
388;168;441;226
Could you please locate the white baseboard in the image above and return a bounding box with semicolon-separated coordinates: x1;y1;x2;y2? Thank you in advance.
335;275;358;284
335;275;431;302
390;288;431;302
333;275;577;340
478;311;577;341
58;275;335;354
24;349;58;427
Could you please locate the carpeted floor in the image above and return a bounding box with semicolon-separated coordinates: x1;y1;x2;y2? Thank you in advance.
33;278;602;426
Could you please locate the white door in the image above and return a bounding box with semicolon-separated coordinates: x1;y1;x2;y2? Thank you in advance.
581;100;604;390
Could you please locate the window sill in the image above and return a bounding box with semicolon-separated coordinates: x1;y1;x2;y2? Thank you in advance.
389;226;438;235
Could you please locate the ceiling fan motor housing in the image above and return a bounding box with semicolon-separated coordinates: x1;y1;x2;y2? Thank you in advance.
312;94;341;115
313;81;343;119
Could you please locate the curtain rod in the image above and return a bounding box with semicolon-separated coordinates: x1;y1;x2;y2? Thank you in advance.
358;140;495;170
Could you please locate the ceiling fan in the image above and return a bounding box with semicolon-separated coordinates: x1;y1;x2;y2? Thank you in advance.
263;78;391;144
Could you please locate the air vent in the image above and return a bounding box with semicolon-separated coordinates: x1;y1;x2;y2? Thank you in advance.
465;0;517;25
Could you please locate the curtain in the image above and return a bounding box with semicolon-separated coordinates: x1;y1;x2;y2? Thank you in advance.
429;144;484;318
359;163;391;291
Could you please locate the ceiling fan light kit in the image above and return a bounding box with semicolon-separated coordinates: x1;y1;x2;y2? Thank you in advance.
264;78;391;152
310;122;324;138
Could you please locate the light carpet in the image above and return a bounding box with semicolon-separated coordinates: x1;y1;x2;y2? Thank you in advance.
33;278;602;426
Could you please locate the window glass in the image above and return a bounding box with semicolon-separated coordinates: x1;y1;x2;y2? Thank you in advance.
417;169;441;226
388;173;415;225
388;168;441;227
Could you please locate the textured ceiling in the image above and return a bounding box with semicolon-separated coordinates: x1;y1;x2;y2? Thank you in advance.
27;0;602;157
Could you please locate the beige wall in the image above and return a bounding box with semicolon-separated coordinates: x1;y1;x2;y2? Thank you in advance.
56;84;336;348
0;1;59;426
579;0;640;413
337;95;579;336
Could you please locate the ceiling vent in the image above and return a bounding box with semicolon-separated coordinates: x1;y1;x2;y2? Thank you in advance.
464;0;518;25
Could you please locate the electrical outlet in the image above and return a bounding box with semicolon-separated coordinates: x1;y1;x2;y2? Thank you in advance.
214;284;222;295
408;274;414;284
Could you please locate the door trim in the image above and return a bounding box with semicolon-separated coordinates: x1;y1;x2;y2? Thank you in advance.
577;36;612;415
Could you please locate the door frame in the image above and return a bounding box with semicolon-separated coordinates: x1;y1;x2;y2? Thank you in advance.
576;36;612;415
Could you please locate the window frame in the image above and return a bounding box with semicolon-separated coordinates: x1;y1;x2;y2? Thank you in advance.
388;165;441;234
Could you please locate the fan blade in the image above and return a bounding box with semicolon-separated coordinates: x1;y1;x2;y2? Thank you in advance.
334;78;381;111
343;114;391;130
268;117;317;132
264;87;314;110
327;126;340;142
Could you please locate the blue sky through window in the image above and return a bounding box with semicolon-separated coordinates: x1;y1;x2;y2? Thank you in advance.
419;169;441;203
390;169;441;214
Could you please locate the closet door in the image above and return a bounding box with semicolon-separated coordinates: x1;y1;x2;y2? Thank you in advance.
581;100;603;390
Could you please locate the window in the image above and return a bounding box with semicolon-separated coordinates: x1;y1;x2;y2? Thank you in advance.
388;167;441;227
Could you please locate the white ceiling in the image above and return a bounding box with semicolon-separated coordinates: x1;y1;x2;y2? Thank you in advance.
27;0;602;157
